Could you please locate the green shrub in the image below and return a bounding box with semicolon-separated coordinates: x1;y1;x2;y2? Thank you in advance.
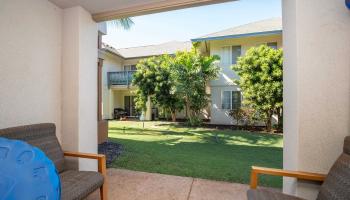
229;107;256;126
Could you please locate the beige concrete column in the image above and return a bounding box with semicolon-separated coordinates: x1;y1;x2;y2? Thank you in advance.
283;0;350;199
61;6;98;171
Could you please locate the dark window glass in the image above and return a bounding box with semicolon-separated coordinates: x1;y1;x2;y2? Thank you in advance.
267;42;278;49
222;91;231;109
232;46;241;64
232;91;241;110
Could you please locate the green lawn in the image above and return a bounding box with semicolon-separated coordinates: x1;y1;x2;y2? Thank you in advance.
108;121;283;188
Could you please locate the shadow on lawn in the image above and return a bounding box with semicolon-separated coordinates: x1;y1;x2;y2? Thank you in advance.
109;127;282;147
108;137;283;188
190;130;282;146
153;122;193;128
109;126;195;136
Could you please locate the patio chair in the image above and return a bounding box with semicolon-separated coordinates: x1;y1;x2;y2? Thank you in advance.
247;136;350;200
0;123;107;200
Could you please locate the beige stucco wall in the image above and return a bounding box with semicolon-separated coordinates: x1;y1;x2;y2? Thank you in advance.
61;6;98;171
61;6;80;160
99;51;124;119
101;54;146;119
208;34;282;125
104;36;282;124
110;88;197;120
110;89;135;118
113;90;135;108
283;0;350;199
209;35;282;87
0;0;63;140
210;85;240;125
0;2;99;172
124;58;143;66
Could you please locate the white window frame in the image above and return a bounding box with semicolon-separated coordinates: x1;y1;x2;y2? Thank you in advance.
221;46;232;66
220;45;242;66
221;90;242;110
124;65;137;71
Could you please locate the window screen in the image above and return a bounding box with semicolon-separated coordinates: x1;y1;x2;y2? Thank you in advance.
221;91;242;109
232;91;242;110
221;46;231;66
232;46;242;64
222;91;231;109
124;65;137;71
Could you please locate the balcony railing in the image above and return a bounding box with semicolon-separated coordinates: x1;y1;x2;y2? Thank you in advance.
108;71;136;86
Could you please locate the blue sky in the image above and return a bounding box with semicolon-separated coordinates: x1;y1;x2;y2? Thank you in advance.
102;0;281;49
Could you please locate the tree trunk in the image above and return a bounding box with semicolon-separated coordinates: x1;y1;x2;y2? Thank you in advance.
266;110;273;132
266;118;272;132
185;100;189;120
171;111;176;122
277;108;283;131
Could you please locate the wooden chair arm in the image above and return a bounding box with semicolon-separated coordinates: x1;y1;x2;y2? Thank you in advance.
63;151;106;176
64;151;105;159
250;166;327;189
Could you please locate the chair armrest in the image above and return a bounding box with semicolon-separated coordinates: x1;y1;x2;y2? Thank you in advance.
63;151;106;177
64;151;105;159
250;166;326;189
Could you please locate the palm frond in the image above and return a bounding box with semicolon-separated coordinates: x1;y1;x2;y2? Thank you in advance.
107;18;134;30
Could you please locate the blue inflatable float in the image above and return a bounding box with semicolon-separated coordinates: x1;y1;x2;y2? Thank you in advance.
0;137;61;200
346;0;350;10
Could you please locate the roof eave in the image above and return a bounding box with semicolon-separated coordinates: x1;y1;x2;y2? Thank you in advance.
124;53;176;60
100;48;125;59
191;30;283;42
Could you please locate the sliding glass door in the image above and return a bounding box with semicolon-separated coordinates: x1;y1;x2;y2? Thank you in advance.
124;96;137;116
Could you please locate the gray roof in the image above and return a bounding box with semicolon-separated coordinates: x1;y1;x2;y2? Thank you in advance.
114;41;193;59
192;18;282;42
101;43;124;58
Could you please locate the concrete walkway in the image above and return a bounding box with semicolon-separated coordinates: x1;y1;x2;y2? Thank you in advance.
87;169;250;200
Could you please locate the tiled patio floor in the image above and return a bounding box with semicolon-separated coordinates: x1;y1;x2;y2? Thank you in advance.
87;169;250;200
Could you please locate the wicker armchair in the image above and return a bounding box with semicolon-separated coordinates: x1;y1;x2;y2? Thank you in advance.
0;123;107;200
247;136;350;200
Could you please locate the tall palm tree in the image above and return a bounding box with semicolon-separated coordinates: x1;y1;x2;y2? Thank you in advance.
108;18;134;30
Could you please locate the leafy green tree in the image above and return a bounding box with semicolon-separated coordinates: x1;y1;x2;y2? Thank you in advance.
232;45;283;131
172;49;220;125
132;55;183;122
133;48;220;125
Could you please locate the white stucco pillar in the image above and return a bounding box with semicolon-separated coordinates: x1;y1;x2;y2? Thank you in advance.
283;0;350;199
61;6;98;171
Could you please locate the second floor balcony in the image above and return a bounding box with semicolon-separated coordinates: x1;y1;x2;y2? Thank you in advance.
108;71;136;87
